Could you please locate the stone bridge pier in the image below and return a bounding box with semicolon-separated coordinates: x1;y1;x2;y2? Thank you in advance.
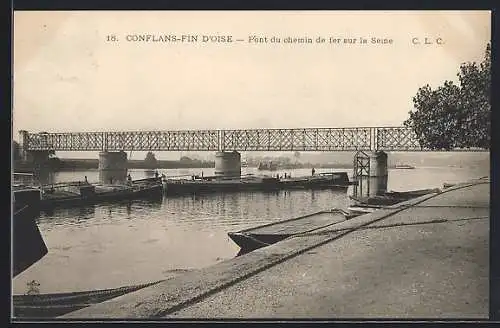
98;151;128;185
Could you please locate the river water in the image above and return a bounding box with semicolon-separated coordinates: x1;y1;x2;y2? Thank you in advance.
12;163;489;295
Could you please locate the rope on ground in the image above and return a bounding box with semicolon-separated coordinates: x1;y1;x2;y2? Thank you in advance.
383;181;489;210
292;215;489;237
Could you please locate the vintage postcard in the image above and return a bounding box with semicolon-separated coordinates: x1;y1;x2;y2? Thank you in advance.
12;10;491;320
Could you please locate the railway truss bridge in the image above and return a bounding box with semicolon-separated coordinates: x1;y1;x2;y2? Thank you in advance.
18;127;485;153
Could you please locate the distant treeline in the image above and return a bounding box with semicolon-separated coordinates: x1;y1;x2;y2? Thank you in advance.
129;159;215;169
277;163;352;169
14;158;353;173
14;158;216;172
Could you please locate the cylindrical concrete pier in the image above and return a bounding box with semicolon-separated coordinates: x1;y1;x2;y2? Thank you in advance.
98;151;128;185
371;151;388;195
214;151;241;179
356;151;388;198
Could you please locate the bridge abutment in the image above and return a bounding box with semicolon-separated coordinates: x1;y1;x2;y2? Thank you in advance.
98;151;128;185
354;150;388;198
24;151;51;183
215;151;241;179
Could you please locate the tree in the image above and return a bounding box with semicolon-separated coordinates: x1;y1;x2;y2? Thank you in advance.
144;151;158;167
404;43;490;150
145;151;157;161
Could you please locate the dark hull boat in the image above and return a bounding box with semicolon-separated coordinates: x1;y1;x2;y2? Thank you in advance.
164;172;351;196
348;188;441;208
13;188;48;277
228;209;349;255
40;178;163;210
279;172;351;190
165;176;281;196
393;164;416;169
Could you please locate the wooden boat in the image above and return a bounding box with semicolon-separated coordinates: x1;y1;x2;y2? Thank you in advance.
228;209;348;255
346;206;377;215
39;177;163;209
13;187;48;277
393;164;416;169
349;188;440;207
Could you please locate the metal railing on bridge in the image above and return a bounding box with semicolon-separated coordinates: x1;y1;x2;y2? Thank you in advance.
19;127;487;152
13;173;37;187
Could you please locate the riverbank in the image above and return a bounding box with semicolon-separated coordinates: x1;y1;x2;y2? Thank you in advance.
13;159;356;173
60;177;489;319
13;159;216;172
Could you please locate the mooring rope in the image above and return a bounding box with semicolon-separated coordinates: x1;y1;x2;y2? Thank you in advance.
293;215;489;238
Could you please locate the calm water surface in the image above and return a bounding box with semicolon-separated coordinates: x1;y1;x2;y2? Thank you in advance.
13;164;489;294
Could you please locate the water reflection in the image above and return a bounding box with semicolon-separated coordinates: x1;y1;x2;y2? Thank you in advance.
161;188;349;230
41;205;96;218
38;198;163;227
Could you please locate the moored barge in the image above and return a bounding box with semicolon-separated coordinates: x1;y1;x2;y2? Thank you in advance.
39;177;163;210
164;172;351;196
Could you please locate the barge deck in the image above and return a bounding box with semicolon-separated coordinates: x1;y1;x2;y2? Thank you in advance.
164;172;351;196
39;177;163;209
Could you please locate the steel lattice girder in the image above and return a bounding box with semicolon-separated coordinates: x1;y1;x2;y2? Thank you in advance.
220;128;372;151
26;132;105;151
104;131;219;151
375;127;422;151
353;150;370;177
24;130;220;151
21;127;488;152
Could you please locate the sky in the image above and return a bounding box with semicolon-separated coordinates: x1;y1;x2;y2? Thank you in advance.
13;11;491;159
